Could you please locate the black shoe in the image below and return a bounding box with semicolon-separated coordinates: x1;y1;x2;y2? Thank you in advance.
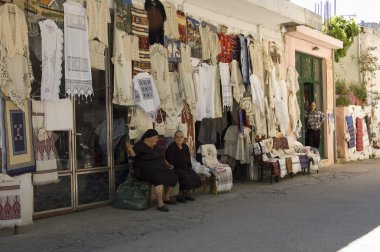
176;197;187;203
163;199;176;205
156;205;169;212
185;196;195;201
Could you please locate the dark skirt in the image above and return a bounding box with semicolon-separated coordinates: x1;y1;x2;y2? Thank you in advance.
139;167;178;187
175;169;202;190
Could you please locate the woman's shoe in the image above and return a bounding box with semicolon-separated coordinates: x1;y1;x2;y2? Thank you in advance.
156;205;169;212
176;197;187;203
163;199;176;205
185;196;195;201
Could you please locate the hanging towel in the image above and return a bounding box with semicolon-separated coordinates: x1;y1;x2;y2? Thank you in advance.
63;1;93;100
345;115;356;148
44;98;74;131
31;100;59;185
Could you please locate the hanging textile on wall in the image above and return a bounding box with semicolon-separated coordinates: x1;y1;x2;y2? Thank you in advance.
31;100;59;185
250;38;265;90
0;4;34;110
115;0;133;34
178;43;196;115
356;117;364;151
87;0;111;70
39;19;63;101
287;66;301;134
213;64;223;118
0;179;21;227
44;98;74;131
345;115;356;148
112;29;139;106
218;32;232;63
131;4;151;75
87;0;111;46
63;1;93;100
238;34;249;85
150;44;173;112
177;11;187;43
132;72;160;120
230;34;240;62
199;24;210;60
186;16;202;59
219;62;233;110
163;1;179;40
3;99;36;176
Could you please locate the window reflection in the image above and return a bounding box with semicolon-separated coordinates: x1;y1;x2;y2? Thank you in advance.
76;70;108;169
113;105;128;166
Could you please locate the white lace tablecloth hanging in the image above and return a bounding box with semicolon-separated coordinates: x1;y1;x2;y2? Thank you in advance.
39;19;63;101
0;3;34;110
63;1;93;101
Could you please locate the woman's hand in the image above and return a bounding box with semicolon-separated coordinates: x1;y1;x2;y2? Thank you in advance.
165;159;174;170
125;143;136;157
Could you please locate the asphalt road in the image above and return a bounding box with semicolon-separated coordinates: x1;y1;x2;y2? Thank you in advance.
1;159;380;252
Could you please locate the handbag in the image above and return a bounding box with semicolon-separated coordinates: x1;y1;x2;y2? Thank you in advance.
164;115;178;137
155;110;166;136
113;175;150;210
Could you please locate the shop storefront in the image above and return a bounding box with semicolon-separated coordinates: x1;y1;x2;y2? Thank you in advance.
0;0;341;226
285;25;343;166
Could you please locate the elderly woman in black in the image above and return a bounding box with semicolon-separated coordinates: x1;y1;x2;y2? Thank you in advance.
166;130;202;203
126;129;178;212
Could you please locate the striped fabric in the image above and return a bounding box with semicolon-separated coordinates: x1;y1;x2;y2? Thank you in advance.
345;115;356;148
356;117;364;151
131;5;150;76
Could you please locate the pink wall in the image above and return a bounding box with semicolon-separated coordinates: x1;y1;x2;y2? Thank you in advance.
285;34;335;166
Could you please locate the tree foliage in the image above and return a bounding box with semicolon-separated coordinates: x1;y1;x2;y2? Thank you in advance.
323;16;360;62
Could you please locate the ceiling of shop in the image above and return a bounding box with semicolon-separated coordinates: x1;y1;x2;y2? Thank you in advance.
183;0;322;31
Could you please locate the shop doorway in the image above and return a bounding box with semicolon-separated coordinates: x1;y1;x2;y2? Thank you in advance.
295;53;325;158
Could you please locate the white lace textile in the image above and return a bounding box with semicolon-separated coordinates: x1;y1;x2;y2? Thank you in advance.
64;1;93;100
39;19;63;101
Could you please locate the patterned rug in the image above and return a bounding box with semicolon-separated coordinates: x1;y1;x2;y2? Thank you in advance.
3;99;36;176
131;4;150;76
0;180;21;227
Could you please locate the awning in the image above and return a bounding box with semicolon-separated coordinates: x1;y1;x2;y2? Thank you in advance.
182;0;322;30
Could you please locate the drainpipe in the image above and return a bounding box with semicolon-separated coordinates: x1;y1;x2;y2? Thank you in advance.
333;50;337;163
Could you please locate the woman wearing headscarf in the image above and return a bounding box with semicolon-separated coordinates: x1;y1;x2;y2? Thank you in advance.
166;131;202;203
126;129;178;212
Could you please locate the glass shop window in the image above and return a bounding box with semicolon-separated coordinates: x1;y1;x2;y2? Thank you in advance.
75;69;108;169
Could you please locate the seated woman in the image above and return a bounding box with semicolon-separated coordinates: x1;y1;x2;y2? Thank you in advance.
126;129;178;212
166;130;202;203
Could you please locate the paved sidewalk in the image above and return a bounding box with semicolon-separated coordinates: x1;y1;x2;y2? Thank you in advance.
1;159;380;252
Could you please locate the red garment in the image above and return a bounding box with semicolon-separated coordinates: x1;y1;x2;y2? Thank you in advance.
218;32;232;63
356;117;364;151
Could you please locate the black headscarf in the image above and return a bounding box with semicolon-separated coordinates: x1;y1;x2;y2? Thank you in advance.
141;129;159;141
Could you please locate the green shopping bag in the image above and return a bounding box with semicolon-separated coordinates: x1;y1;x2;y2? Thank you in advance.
113;175;150;210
